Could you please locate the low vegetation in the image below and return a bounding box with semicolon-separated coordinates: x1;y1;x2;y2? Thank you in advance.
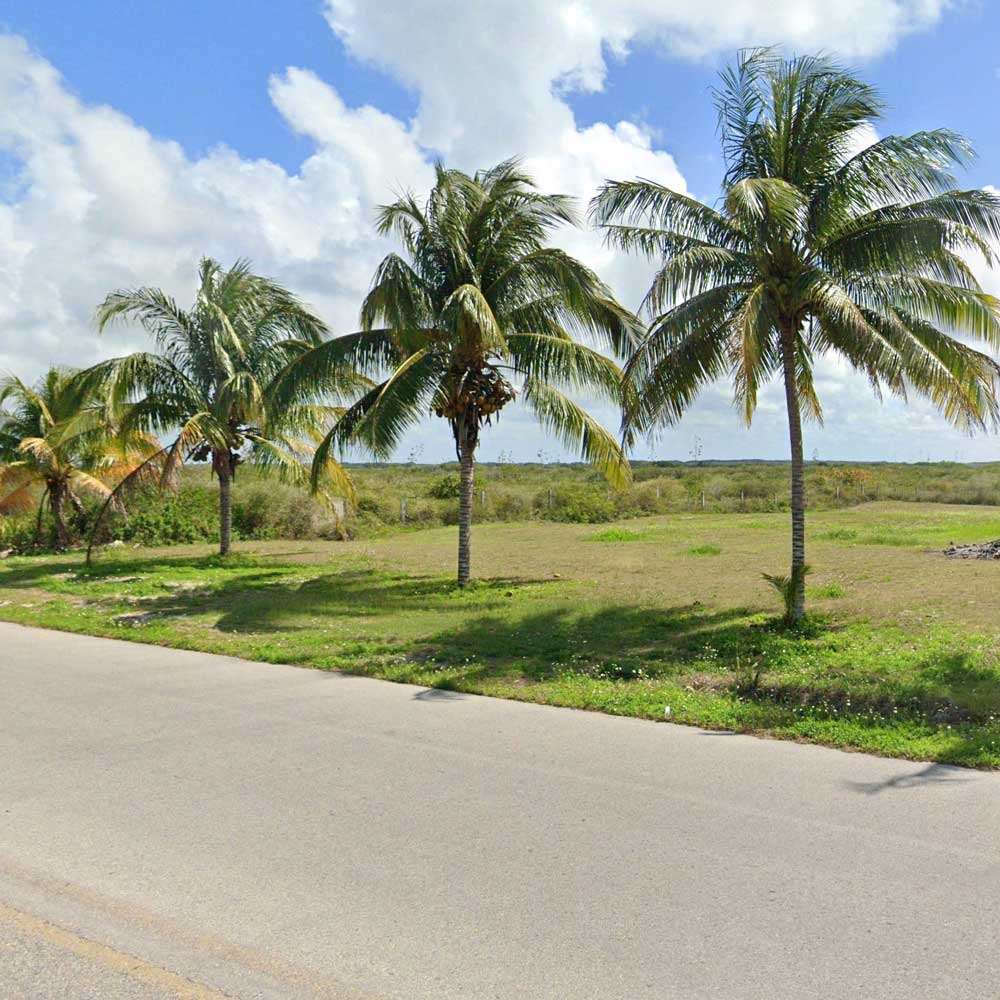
6;459;1000;554
4;500;1000;768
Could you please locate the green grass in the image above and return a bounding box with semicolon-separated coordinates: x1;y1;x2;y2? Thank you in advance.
585;527;647;542
815;528;858;541
4;500;1000;768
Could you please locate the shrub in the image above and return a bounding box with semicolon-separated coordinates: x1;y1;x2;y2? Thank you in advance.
0;512;40;552
763;564;812;626
427;474;462;499
541;484;617;523
704;474;730;499
635;477;685;511
491;491;530;521
119;500;215;546
357;494;396;522
232;483;321;539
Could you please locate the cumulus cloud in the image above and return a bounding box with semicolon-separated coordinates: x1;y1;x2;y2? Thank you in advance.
325;0;951;159
0;0;990;461
0;36;434;380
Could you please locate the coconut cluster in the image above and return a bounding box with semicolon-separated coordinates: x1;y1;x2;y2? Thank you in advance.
434;368;515;421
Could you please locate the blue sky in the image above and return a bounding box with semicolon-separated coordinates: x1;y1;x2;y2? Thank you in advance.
2;1;416;169
1;1;999;462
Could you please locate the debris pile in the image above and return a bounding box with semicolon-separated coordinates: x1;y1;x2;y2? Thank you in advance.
943;540;1000;559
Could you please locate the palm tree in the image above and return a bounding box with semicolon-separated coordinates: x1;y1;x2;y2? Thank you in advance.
592;50;1000;623
281;160;638;585
0;368;157;550
86;258;358;555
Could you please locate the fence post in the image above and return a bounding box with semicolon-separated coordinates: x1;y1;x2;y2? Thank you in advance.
701;491;706;510
400;498;407;524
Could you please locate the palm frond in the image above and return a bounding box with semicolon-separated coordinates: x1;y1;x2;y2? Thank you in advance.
591;181;744;250
506;333;626;403
313;349;442;477
725;177;807;230
442;284;508;355
521;378;631;489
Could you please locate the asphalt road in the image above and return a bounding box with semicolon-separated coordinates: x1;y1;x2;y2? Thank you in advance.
2;621;999;999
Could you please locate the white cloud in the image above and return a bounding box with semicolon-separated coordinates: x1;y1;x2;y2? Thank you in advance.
324;0;951;161
0;35;432;381
0;0;989;463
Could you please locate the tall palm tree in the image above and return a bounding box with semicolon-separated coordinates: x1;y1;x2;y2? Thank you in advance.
85;258;359;555
281;160;638;585
0;368;157;550
592;50;1000;623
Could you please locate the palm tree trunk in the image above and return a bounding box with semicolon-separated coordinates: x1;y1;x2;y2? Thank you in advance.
215;452;233;556
50;485;69;552
457;432;475;587
779;329;806;623
32;487;49;551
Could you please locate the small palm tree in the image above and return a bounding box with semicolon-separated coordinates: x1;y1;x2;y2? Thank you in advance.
0;368;157;550
86;258;359;555
283;160;638;585
592;50;1000;623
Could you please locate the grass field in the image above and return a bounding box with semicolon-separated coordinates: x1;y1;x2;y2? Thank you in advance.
3;500;1000;767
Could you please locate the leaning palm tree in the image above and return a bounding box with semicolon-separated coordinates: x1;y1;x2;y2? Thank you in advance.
0;368;158;550
592;50;1000;623
85;258;359;555
279;160;638;585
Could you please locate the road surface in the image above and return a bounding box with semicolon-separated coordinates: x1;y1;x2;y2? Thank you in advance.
2;621;999;999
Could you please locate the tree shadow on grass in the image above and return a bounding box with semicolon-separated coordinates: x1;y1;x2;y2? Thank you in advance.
0;551;275;589
409;602;764;684
93;560;768;678
407;606;1000;748
742;650;1000;725
128;570;558;634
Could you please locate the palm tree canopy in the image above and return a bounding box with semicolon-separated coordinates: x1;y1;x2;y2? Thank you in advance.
280;160;640;488
591;49;1000;435
81;258;361;500
0;367;156;513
